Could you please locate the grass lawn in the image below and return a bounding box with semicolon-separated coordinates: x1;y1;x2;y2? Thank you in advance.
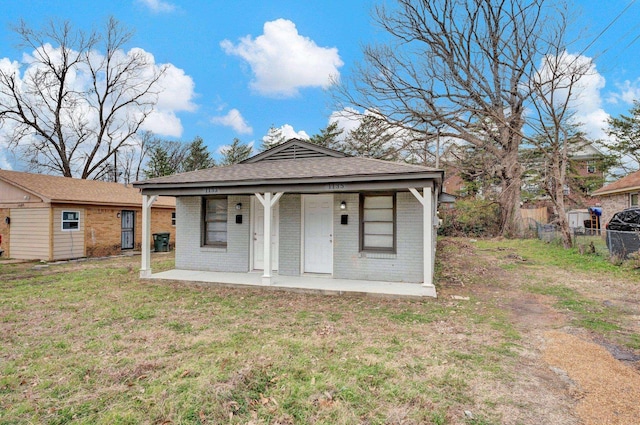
1;239;639;424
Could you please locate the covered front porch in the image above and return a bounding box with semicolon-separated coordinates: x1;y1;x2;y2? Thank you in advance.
145;269;435;298
133;139;444;298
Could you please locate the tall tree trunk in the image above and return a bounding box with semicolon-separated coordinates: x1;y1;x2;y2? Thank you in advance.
500;151;524;237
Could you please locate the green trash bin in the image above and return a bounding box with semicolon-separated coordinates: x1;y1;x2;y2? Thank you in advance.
153;232;170;252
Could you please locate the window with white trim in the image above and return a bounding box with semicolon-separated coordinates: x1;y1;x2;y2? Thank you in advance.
202;197;227;247
360;194;396;252
61;211;80;231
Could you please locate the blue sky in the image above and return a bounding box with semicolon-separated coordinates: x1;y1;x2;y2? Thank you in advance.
2;0;640;170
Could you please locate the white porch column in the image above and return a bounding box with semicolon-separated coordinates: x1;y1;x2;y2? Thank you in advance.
140;194;158;278
255;191;284;285
409;187;437;297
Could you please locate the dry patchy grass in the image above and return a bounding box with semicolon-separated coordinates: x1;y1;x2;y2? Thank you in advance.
1;239;639;425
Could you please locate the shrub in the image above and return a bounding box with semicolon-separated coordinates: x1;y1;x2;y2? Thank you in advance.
439;199;501;237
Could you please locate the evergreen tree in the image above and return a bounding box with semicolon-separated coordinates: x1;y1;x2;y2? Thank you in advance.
343;115;398;160
606;100;640;175
144;145;175;178
309;122;344;150
220;138;253;165
261;125;287;151
183;136;215;171
142;139;188;178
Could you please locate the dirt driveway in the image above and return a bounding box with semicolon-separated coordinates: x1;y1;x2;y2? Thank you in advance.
437;238;640;425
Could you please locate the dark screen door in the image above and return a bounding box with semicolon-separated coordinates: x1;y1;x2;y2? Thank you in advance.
121;210;135;250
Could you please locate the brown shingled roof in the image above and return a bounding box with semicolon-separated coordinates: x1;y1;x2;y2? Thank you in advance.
135;156;440;187
592;170;640;196
0;170;175;208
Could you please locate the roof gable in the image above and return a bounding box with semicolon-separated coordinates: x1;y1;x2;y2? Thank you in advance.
242;138;348;163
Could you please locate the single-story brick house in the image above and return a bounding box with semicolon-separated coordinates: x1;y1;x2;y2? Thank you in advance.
133;139;444;297
592;169;640;226
0;170;175;261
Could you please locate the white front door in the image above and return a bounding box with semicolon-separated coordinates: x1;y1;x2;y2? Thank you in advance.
253;197;279;270
303;194;333;274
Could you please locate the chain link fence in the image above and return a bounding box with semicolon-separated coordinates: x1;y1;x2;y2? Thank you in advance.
533;221;640;259
603;229;640;259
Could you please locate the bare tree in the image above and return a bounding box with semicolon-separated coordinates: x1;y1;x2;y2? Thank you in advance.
525;18;594;248
0;18;166;179
335;0;559;236
117;130;155;183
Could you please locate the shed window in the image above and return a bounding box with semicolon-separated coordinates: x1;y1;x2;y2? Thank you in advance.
203;198;227;247
360;194;396;252
61;211;80;231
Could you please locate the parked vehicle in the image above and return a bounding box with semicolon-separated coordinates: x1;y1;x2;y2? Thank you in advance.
606;207;640;258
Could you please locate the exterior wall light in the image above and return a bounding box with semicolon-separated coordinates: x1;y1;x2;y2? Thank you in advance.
340;201;347;210
236;203;243;210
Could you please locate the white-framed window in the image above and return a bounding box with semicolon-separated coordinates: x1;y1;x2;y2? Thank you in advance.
61;211;80;231
631;193;639;207
202;197;227;247
360;193;396;253
587;161;596;174
171;211;176;226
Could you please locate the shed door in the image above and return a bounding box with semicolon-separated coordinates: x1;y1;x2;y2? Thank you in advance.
121;210;135;250
303;195;333;274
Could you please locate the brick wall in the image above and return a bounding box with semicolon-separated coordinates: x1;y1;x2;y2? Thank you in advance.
0;208;9;257
174;192;426;282
600;193;630;229
84;205;174;257
333;192;423;282
175;195;250;272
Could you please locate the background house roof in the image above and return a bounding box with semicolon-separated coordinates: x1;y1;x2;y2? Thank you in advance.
592;170;640;196
0;170;175;208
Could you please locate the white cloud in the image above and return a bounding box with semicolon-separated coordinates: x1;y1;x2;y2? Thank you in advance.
141;111;184;138
607;79;640;105
262;124;309;144
138;0;175;13
533;52;609;141
279;124;309;140
140;57;197;137
211;108;253;135
155;62;197;112
570;55;609;140
329;108;363;137
221;19;343;97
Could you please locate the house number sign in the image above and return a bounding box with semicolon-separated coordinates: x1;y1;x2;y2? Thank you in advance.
204;188;219;194
327;183;345;190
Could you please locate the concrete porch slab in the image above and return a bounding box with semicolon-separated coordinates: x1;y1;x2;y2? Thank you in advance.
146;269;436;299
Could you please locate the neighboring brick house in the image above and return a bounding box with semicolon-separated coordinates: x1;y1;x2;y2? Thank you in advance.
592;169;640;227
0;170;175;261
133;139;444;297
